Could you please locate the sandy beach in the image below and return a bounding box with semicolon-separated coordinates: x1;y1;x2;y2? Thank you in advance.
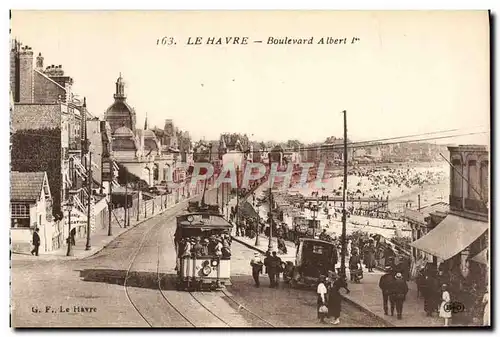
257;162;450;239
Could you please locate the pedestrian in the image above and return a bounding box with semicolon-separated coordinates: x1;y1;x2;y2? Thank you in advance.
31;228;40;256
416;266;426;299
439;284;452;326
327;273;349;325
364;240;376;272
269;251;283;288
384;245;395;267
277;236;287;254
379;266;395;315
70;227;76;246
349;248;362;282
250;252;264;287
390;272;409;319
482;289;490;326
317;275;328;324
423;267;439;317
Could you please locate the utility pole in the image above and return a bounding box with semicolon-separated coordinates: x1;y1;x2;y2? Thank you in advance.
137;189;140;221
124;172;128;228
236;166;240;228
268;152;273;253
418;194;421;211
217;180;220;207
340;110;348;277
66;195;74;256
108;176;113;236
85;151;92;251
221;180;225;215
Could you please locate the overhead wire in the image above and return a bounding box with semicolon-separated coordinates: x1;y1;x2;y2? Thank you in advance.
10;127;488;155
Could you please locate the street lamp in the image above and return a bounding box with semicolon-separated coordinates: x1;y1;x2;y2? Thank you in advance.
255;206;260;247
312;203;319;238
65;198;74;257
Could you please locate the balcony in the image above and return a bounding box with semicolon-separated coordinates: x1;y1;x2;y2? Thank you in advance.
464;198;488;215
449;195;463;211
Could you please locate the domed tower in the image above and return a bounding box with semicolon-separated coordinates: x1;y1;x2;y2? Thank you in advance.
112;125;139;152
105;74;137;133
143;129;160;155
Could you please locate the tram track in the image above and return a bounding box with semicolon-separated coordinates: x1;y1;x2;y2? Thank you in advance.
123;192;276;328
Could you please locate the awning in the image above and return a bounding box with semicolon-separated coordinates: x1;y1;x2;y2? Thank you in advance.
471;248;488;265
410;214;488;260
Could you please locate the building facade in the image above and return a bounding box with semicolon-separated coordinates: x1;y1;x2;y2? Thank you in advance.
10;39;104;247
10;171;54;253
105;75;176;186
411;145;489;290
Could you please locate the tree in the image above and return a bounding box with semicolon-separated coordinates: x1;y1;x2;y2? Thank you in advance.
286;139;303;151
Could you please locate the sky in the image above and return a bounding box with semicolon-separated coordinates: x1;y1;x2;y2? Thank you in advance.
10;10;490;145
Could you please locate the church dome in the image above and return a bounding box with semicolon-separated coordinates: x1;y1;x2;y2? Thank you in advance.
112;126;137;151
105;74;136;133
143;129;159;152
114;126;135;137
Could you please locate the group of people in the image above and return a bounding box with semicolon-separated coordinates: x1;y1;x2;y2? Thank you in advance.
378;266;410;320
179;234;232;259
317;271;350;325
250;251;286;288
415;264;489;326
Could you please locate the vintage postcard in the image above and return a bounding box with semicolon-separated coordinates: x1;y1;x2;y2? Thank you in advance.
9;10;490;328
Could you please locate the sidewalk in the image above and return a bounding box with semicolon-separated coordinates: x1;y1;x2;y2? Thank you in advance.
12;186;215;262
232;234;444;327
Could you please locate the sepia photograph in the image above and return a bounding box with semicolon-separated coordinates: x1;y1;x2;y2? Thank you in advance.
9;10;490;328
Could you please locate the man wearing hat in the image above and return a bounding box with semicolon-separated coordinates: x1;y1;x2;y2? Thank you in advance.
379;266;395;315
250;252;264;287
390;272;409;319
265;251;283;288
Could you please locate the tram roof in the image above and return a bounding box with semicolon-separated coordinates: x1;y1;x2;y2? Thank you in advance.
299;238;336;246
176;213;233;229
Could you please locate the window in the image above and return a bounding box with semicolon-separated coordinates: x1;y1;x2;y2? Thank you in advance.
480;161;489;202
11;218;30;228
312;245;324;254
11;203;30;219
468;160;479;199
451;159;462;197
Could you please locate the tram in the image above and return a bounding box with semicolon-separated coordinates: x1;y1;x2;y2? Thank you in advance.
174;199;233;291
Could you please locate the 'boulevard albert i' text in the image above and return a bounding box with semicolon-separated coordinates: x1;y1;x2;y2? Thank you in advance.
185;36;360;45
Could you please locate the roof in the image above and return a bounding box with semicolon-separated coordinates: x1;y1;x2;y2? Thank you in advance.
11;171;46;202
143;129;157;139
34;69;66;91
299;238;336;246
420;202;450;218
404;202;449;224
177;213;232;229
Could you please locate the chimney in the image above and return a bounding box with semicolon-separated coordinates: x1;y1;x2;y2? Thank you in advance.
18;45;34;103
36;52;44;71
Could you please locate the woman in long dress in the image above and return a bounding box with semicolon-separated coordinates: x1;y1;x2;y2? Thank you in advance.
439;284;452;326
327;275;349;325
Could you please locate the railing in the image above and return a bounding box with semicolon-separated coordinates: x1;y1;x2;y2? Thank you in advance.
449;195;463;211
464;198;488;215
